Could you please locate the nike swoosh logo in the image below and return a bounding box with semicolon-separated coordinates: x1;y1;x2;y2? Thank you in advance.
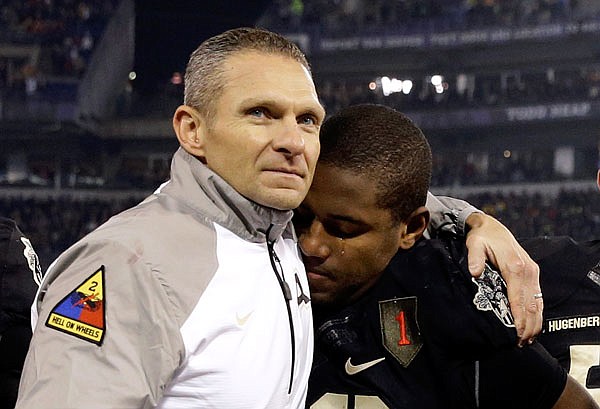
236;311;253;326
345;357;385;375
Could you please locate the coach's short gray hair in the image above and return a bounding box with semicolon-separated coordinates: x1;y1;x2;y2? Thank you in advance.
184;27;310;118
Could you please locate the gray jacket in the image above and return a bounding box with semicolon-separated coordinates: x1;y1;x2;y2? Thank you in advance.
18;148;314;408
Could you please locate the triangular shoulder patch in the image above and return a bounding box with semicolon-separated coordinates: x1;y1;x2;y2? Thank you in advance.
379;296;423;367
45;266;106;345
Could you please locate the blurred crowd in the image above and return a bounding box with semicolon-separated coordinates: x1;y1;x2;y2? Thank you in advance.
0;153;172;191
431;152;560;187
0;0;118;96
260;0;595;35
469;188;600;238
317;66;600;116
115;64;600;122
2;187;599;271
0;195;141;269
2;147;591;191
4;0;596;119
112;40;600;118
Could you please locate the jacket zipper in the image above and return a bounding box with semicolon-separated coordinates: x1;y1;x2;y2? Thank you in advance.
266;224;296;394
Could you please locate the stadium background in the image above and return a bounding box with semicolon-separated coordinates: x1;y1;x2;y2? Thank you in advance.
1;0;600;269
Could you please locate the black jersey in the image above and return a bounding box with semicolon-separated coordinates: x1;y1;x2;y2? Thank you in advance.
308;236;566;409
0;217;42;407
522;236;600;403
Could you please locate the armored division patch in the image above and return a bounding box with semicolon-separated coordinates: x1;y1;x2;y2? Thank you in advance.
472;263;514;327
46;266;106;345
379;297;422;367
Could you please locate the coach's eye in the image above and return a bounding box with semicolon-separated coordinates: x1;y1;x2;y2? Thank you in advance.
248;107;269;118
298;114;317;126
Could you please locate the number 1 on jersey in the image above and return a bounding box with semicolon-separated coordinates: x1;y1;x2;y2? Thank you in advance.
395;311;410;345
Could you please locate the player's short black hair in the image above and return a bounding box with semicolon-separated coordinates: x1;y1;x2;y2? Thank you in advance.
318;104;432;223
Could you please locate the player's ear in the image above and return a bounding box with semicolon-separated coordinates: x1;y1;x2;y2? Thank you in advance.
398;206;429;250
173;105;207;161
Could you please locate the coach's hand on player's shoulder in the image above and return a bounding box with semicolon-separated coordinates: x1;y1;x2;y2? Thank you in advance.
464;212;542;347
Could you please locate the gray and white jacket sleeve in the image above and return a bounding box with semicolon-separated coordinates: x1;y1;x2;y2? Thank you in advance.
425;192;482;238
16;239;183;409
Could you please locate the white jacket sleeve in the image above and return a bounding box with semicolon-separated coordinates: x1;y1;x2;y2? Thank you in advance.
425;191;482;237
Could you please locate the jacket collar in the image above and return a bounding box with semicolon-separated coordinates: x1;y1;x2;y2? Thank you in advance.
161;148;295;243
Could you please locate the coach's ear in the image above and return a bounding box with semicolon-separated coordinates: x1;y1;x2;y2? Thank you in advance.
398;206;429;250
173;105;206;162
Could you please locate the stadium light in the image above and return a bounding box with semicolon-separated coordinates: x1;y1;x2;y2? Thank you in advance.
380;76;411;96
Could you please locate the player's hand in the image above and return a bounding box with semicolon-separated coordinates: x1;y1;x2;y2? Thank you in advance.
464;213;542;347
